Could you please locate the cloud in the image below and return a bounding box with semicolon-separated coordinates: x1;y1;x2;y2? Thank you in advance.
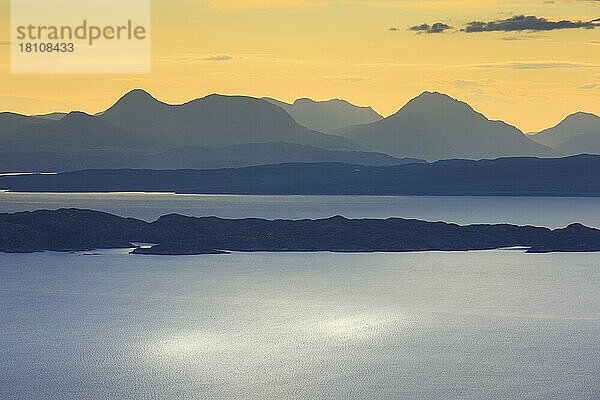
409;22;453;34
579;83;599;90
388;27;399;31
464;15;599;32
500;34;543;41
203;54;234;61
333;76;365;82
151;53;238;65
453;79;482;88
446;78;496;93
457;61;600;69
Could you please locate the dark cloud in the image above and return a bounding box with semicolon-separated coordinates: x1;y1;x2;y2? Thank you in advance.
388;27;399;31
409;22;453;34
464;15;599;33
203;54;234;61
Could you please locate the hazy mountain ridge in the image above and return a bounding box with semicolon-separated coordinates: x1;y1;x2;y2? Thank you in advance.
0;142;420;172
0;90;598;170
263;97;383;133
0;112;45;134
0;111;151;152
31;112;68;121
530;112;600;155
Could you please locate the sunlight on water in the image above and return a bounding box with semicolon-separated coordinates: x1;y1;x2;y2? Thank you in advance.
1;251;598;399
314;313;404;341
150;331;226;357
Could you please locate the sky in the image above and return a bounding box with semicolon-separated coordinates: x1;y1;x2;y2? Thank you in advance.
0;0;599;132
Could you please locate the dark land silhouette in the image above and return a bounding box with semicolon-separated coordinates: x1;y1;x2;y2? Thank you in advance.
1;209;599;255
1;155;597;196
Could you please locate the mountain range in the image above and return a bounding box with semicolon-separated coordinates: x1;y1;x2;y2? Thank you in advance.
100;89;356;151
0;89;598;172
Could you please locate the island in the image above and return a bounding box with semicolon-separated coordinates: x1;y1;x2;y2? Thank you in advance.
1;209;599;255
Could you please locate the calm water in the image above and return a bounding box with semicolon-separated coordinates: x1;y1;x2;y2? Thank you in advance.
1;192;600;228
1;193;598;398
0;250;599;399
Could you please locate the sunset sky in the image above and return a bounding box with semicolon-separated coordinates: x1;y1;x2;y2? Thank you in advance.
0;0;599;131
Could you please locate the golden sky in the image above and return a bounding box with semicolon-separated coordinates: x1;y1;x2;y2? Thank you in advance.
0;0;599;131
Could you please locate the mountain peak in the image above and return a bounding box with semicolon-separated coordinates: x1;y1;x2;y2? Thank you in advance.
121;88;157;101
417;90;452;99
186;93;265;104
60;111;95;122
395;91;473;118
293;97;317;105
409;91;463;106
104;89;164;114
562;111;600;123
537;111;600;136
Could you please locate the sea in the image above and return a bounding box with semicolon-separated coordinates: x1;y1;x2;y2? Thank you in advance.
0;193;599;399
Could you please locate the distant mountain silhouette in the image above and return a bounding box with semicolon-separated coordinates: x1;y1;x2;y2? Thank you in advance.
145;142;418;169
100;89;357;151
339;92;555;161
530;112;600;155
556;134;600;156
0;112;150;152
0;112;43;134
263;97;382;133
31;112;67;121
3;89;598;171
0;142;420;172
